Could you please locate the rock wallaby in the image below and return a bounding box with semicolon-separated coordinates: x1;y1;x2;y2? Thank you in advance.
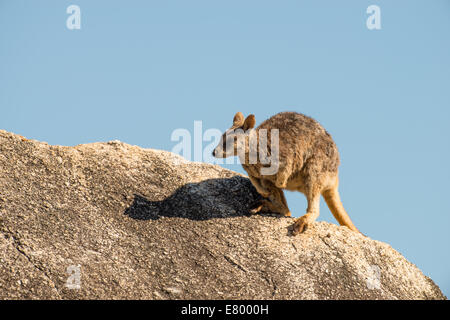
212;111;360;235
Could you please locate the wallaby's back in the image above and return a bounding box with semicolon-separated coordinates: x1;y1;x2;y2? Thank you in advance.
257;111;340;175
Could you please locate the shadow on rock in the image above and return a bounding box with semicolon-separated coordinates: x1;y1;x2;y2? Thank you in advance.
124;176;263;221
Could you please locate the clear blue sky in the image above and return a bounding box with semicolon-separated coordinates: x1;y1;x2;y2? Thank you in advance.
1;0;449;297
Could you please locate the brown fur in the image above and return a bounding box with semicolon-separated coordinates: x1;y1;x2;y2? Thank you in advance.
213;111;360;235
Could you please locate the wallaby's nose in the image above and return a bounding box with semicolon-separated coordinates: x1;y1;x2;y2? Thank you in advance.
212;149;216;157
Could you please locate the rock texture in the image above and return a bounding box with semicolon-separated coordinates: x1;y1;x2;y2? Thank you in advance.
0;130;445;300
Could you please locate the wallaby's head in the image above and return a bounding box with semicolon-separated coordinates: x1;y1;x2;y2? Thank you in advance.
212;112;255;158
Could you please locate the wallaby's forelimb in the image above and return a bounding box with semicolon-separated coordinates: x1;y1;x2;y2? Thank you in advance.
248;176;270;198
250;179;291;216
274;161;292;189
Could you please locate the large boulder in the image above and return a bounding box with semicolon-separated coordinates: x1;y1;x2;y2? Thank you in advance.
0;130;445;299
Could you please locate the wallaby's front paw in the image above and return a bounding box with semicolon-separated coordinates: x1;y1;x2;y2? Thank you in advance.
249;199;272;214
250;200;291;217
292;215;311;235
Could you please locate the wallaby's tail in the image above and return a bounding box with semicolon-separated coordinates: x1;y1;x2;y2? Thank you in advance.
322;187;360;233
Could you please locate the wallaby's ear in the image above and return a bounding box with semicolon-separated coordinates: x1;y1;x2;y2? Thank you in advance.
242;114;256;131
233;112;245;127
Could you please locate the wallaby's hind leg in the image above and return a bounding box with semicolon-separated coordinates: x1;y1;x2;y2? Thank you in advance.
292;187;321;235
250;180;291;216
322;178;359;233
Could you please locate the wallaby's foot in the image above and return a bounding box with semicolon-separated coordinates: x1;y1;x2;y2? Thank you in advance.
250;199;291;216
292;215;313;235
